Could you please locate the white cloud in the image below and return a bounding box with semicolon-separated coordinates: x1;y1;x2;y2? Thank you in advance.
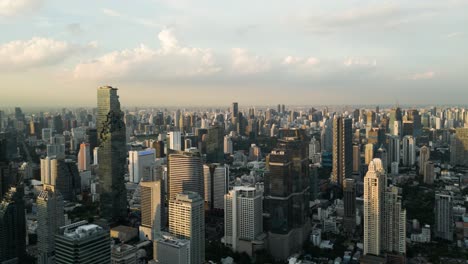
102;8;122;17
343;58;377;67
73;29;221;81
230;48;270;75
0;0;43;16
0;37;72;70
407;71;435;80
445;32;463;38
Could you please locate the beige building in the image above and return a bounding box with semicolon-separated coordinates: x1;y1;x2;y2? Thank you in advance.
365;143;374;165
139;181;164;240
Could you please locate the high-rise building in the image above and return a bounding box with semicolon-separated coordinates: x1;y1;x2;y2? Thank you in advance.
332;117;352;187
40;157;81;201
169;192;205;264
450;128;468;166
140;181;164;240
231;102;239;119
382;186;406;254
167;151;204;201
167;131;182;151
223;136;233;155
419;146;430;176
97;86;127;220
363;159;386;256
387;135;400;170
153;234;190;264
343;178;356;234
78;143;91;171
424;161;435;184
352;144;360;174
435;193;453;241
129;149;156;183
365;143;374;165
0;186;26;263
203;163;228;211
55;221;111;263
264;128;310;260
224;186;264;256
37;185;65;264
205;126;224;163
402;136;416;167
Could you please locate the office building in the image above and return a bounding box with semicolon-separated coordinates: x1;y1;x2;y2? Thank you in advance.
402;136;415;167
264;129;310;260
78;143;91;171
331;117;352;187
0;186;26;263
365;143;374;165
435;193;453;241
352;144;360;174
129;149;156;183
111;244;137;264
231;102;239;119
343;178;356;234
40;157;81;201
167;151;204;200
169;192;205;264
55;221;111;263
154;234;190;264
205;126;224;163
203;163;228;211
382;186;406;254
224;186;264;256
363;159;386;256
224;136;233;155
37;185;65;264
97;86;127;220
140;181;164;240
168;131;182;151
450;128;468;166
424;161;435;184
387;135;400;170
419;146;430;176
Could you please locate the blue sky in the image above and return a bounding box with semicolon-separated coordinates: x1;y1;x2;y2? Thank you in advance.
0;0;467;107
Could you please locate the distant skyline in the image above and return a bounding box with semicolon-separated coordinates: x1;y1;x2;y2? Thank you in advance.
1;0;467;106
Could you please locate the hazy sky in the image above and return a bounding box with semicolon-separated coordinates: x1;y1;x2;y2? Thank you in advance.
0;0;467;107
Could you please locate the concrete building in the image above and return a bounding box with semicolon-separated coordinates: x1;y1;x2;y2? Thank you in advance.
224;136;233;155
424;161;435;185
55;221;111;263
0;186;26;263
450;128;468;166
331;117;352;187
402;136;415;167
365;143;374;165
435;193;453;241
169;192;205;264
78;143;91;172
139;181;164;240
382;186;406;254
154;234;190;264
343;178;356;234
203;163;228;211
419;146;430;176
167;131;182;151
224;186;264;256
111;244;137;264
128;149;156;183
167;151;204;200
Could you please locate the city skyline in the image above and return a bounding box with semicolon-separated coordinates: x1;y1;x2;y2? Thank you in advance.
1;0;468;106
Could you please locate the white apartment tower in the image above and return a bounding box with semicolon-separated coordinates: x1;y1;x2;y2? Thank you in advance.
402;136;416;167
129;149;156;183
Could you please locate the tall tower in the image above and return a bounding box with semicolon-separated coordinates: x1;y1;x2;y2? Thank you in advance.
203;163;228;211
419;146;430;176
365;143;374;165
140;181;164;240
332;117;352;187
402;136;416;167
435;193;453;241
97;86;127;220
231;102;239;119
352;144;360;174
167;151;204;201
265;128;310;260
387;135;400;170
37;185;65;264
343;178;356;234
363;159;386;256
77;143;91;171
169;192;205;264
224;186;263;256
382;186;406;254
0;187;26;263
205;126;224;163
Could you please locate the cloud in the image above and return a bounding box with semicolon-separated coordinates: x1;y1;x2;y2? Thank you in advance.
445;32;463;38
283;56;320;66
0;0;43;16
343;58;377;67
102;8;121;17
407;71;435;80
73;29;221;81
0;37;72;70
230;48;271;75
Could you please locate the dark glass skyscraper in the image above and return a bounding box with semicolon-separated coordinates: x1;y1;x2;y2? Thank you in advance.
331;117;352;187
0;186;26;263
343;178;356;234
265;128;310;260
97;86;127;221
205;125;224;163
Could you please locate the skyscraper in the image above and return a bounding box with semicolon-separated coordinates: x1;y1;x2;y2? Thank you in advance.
365;143;374;165
435;193;453;241
402;136;416;167
0;186;26;263
450;128;468;166
332;117;352;187
419;146;430;176
140;181;164;240
203;163;228;211
364;159;386;256
352;144;360;174
231;102;239;119
169;192;205;264
97;86;127;220
382;186;406;254
264;128;310;260
205;126;224;163
387;135;400;170
167;151;204;201
424;161;435;184
55;221;111;263
129;149;156;183
224;186;263;256
37;185;65;264
343;178;356;234
78;143;91;171
40;157;81;201
167;131;182;151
